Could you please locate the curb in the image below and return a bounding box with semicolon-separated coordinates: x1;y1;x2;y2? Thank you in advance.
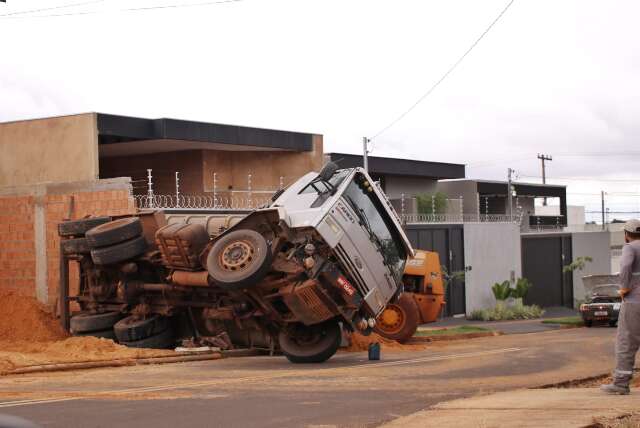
408;331;502;343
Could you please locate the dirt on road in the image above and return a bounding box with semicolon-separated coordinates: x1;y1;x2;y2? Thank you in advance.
0;292;173;374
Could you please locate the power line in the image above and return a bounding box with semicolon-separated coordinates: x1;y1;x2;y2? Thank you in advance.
0;0;103;17
370;0;516;140
0;0;245;19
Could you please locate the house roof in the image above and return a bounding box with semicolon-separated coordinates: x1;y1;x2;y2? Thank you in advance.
327;153;465;180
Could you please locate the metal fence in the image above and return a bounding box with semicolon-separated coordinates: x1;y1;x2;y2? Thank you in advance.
401;213;521;224
134;194;272;211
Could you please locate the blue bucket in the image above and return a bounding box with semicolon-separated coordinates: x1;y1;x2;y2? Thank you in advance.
368;342;380;360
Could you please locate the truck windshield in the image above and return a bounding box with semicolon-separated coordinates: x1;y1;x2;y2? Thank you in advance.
341;174;407;281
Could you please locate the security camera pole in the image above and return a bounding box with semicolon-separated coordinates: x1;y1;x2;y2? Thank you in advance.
507;168;514;221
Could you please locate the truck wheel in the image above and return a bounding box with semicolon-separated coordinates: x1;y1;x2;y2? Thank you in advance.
73;328;118;341
61;237;90;255
114;315;170;343
90;236;147;265
120;327;176;349
374;293;419;343
70;311;122;334
85;217;143;248
58;216;111;237
206;229;272;290
279;320;341;364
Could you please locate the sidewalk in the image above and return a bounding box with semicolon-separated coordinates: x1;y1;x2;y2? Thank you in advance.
423;306;580;335
381;388;639;428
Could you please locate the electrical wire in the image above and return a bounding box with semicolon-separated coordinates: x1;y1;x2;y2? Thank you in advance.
369;0;516;140
0;0;245;19
0;0;103;17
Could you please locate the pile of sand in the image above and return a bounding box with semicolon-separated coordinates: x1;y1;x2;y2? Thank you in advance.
0;292;173;374
342;332;426;352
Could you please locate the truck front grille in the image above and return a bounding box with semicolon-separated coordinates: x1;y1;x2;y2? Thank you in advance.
335;244;369;298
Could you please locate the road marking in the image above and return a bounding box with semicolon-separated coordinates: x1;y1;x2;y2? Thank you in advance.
0;347;523;408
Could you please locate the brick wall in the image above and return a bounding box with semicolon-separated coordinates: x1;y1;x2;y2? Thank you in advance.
0;196;36;296
0;179;135;304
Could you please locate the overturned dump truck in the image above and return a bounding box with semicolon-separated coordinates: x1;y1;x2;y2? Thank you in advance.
58;164;414;363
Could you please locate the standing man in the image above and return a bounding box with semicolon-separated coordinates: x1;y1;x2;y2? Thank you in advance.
602;219;640;395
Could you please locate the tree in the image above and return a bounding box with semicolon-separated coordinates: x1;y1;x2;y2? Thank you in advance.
416;192;448;215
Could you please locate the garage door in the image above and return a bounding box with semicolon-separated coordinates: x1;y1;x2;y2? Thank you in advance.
521;235;573;308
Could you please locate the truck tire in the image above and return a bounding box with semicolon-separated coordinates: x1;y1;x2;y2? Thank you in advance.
90;236;147;265
374;293;419;343
70;311;122;334
85;217;143;248
114;315;170;343
279;320;341;364
61;237;90;255
73;328;118;341
58;216;111;237
120;327;176;349
206;229;272;290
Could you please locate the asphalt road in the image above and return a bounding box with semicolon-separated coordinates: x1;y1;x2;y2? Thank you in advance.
0;327;617;428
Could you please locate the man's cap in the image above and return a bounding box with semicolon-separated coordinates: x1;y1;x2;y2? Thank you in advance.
623;219;640;234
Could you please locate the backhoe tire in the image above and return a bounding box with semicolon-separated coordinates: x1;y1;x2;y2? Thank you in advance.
279;320;341;364
206;229;272;291
120;327;176;349
85;217;143;248
114;315;170;343
90;236;147;265
73;328;118;341
70;311;122;334
58;216;111;237
61;237;90;255
374;293;419;343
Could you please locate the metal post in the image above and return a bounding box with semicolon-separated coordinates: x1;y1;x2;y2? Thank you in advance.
146;169;154;209
431;195;436;215
538;154;552;205
362;137;369;172
213;172;218;208
601;191;605;230
279;176;284;190
175;172;180;208
400;193;405;218
247;174;252;208
507;168;514;221
459;195;464;222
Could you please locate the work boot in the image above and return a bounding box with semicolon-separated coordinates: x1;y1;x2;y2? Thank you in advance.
600;383;630;395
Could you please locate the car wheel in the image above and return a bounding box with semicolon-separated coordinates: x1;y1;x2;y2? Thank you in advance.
86;217;143;248
58;216;111;237
114;315;170;343
90;236;147;265
374;293;419;343
206;229;272;290
70;311;122;334
120;327;176;349
279;320;341;364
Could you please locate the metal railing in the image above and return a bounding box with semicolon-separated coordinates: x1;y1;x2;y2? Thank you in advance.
401;213;521;224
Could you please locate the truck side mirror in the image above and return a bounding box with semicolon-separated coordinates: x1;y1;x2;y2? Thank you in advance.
318;162;339;182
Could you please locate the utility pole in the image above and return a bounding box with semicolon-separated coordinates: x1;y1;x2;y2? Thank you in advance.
362;137;370;172
507;168;514;221
537;154;552;205
601;191;606;230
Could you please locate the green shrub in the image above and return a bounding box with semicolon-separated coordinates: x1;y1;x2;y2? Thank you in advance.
416;192;448;215
512;278;531;299
491;280;512;301
469;304;544;321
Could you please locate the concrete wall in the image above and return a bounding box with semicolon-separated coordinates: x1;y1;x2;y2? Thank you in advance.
0;114;99;187
571;231;612;304
437;181;479;214
100;150;205;195
463;223;522;315
383;176;438;199
0;178;135;304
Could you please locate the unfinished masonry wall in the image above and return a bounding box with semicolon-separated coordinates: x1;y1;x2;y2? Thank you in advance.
0;178;135;304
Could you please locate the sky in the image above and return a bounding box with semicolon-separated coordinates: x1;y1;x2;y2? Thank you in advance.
1;0;639;221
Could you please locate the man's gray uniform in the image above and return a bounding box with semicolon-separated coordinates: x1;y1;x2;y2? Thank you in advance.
613;238;640;387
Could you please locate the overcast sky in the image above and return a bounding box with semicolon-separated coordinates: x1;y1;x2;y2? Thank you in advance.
1;0;639;219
